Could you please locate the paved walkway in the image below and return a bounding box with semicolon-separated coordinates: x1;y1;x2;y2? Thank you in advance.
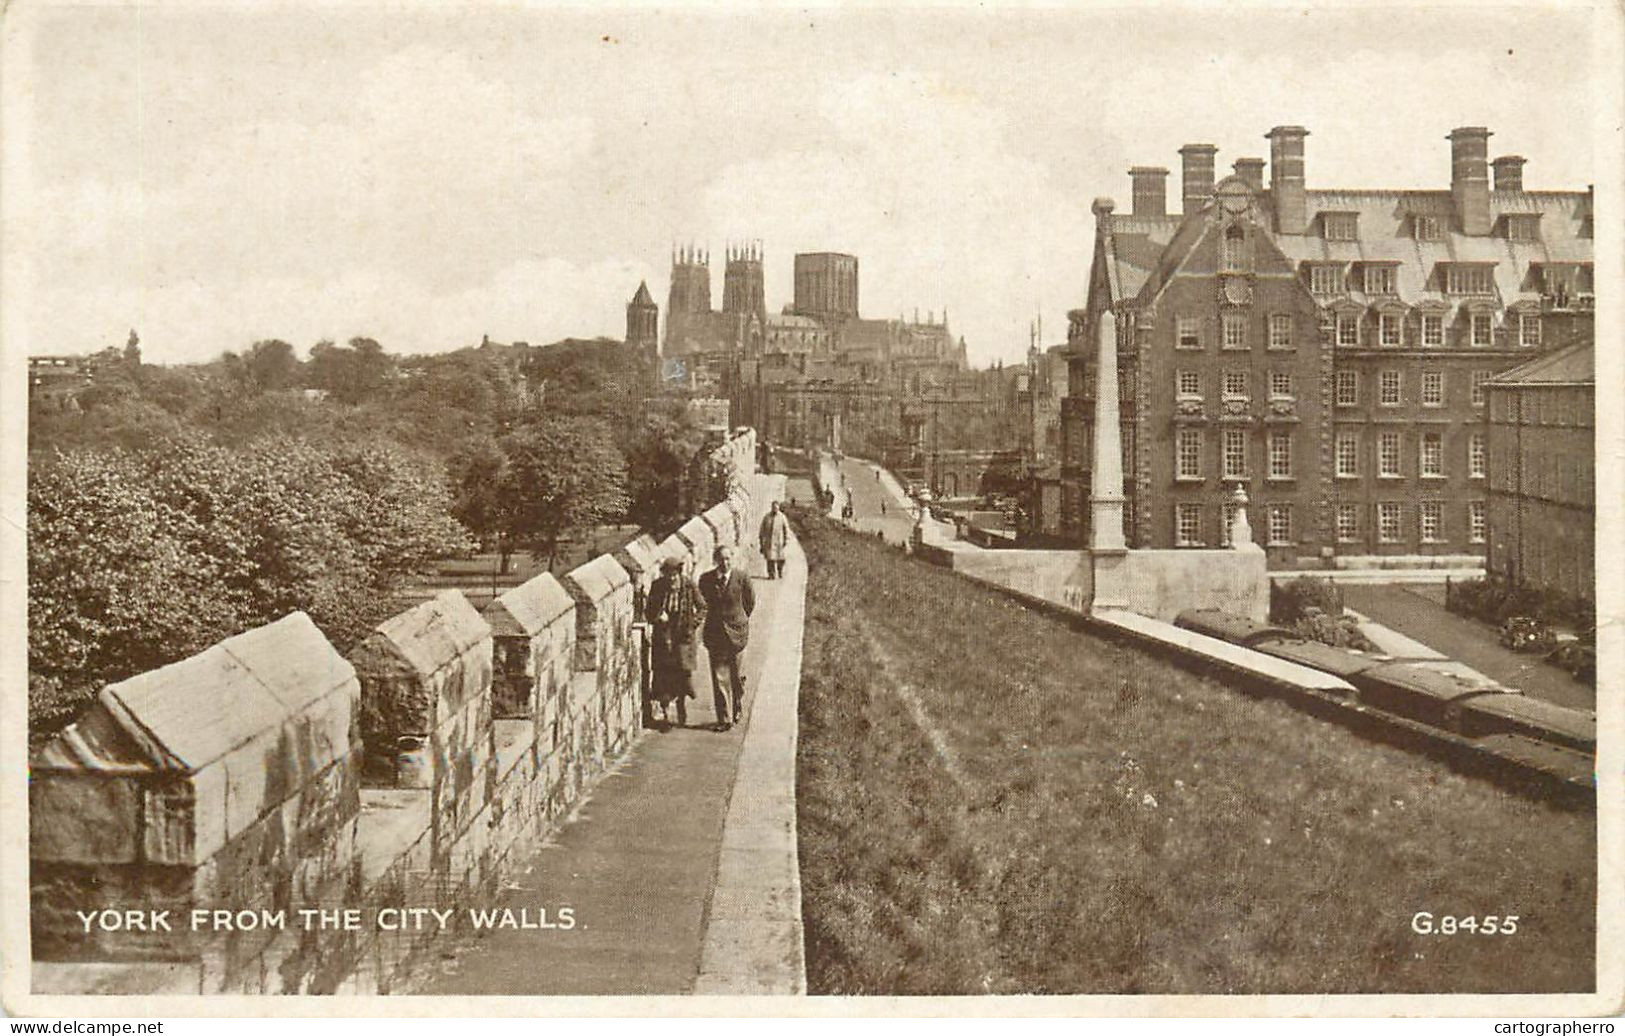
1340;583;1594;712
410;542;806;996
834;456;916;546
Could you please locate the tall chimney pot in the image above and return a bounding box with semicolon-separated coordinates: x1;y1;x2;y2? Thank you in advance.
1233;157;1266;191
1449;127;1493;235
1492;154;1526;192
1179;144;1218;215
1128;166;1170;217
1265;126;1309;234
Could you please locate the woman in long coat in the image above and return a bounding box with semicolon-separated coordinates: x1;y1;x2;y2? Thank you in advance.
646;556;705;727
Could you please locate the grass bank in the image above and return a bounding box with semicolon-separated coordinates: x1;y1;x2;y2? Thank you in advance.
794;514;1594;995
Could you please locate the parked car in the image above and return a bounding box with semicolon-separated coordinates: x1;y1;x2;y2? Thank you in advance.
1499;616;1556;653
1548;640;1596;684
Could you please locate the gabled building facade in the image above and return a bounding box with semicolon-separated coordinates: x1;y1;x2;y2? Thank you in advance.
1056;125;1594;566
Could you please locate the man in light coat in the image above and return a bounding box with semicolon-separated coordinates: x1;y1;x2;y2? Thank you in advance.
758;500;790;579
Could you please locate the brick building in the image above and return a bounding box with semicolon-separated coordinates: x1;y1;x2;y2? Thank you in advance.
1054;125;1593;566
1483;343;1595;603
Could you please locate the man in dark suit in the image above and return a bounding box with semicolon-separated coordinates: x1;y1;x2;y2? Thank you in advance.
698;545;756;731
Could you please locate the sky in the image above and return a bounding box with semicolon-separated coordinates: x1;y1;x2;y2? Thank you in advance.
2;2;1601;368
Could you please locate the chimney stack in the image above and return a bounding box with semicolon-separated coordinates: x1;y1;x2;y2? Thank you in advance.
1265;126;1309;234
1179;144;1218;215
1492;154;1526;192
1449;127;1493;235
1233;157;1266;191
1129;166;1170;217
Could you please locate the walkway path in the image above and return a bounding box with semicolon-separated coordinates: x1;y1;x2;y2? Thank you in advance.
1340;583;1593;712
834;456;916;546
410;540;807;996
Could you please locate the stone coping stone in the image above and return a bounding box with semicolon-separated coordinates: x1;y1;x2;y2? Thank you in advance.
702;502;737;546
1093;609;1357;695
676;516;716;566
657;534;693;571
612;533;661;581
484;573;574;639
371;590;489;680
1343;609;1449;660
560;553;632;607
34;612;356;775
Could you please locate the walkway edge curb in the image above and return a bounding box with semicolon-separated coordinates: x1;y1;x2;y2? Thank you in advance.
692;528;808;996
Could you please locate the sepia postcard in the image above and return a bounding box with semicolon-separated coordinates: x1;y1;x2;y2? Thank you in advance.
1;0;1620;1020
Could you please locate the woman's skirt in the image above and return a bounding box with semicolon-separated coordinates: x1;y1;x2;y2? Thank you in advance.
650;658;695;704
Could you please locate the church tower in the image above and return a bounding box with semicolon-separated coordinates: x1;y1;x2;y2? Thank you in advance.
722;240;766;318
626;280;658;357
665;244;712;352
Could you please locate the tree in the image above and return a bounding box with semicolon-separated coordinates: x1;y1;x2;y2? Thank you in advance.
621;409;704;532
448;436;517;570
307;337;395;404
244;339;302;392
27;435;473;741
123;329;141;368
27;445;245;735
497;417;630;570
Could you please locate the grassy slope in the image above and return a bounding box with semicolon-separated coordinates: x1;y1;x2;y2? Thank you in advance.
794;515;1595;995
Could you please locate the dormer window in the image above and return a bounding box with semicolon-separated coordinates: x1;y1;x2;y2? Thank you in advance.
1540;262;1593;307
1446;264;1496;296
1308;264;1343;296
1323;212;1359;241
1414;215;1442;241
1503;214;1542;242
1364;265;1398;295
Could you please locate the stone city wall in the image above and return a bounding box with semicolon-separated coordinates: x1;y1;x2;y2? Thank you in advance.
912;542;1092;611
1115;548;1269;623
914;536;1266;621
30;427;771;995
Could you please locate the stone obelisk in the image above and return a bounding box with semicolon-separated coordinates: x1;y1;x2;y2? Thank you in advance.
1089;304;1129;611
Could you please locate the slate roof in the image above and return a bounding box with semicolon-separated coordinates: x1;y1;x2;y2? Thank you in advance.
630;280;655;307
1484;341;1594;386
1101;180;1592;326
767;313;825;329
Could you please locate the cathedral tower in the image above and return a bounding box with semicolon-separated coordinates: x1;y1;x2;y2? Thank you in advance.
667;245;711;317
665;244;712;352
722;240;766;319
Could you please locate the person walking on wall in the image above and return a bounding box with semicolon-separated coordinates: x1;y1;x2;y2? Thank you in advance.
758;500;790;580
699;545;755;732
647;555;705;729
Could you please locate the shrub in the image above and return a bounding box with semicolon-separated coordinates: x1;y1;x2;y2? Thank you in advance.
1291;608;1377;652
1270;577;1376;651
1270;576;1344;625
1446;576;1595;636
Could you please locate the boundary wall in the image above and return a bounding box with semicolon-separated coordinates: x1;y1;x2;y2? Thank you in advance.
30;429;781;994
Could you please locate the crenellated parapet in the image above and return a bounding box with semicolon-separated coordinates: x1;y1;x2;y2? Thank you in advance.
31;427;775;995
